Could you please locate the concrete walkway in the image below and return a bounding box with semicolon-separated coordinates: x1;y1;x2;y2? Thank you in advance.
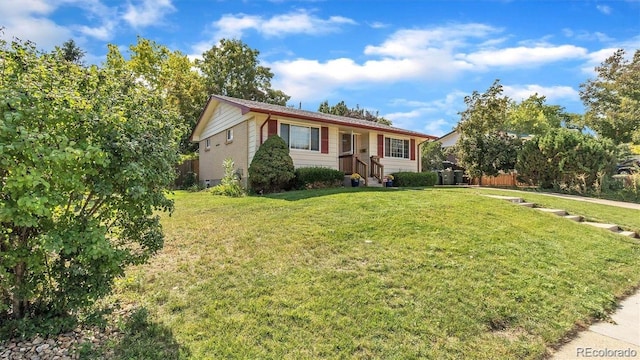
475;187;640;210
550;291;640;359
476;188;640;359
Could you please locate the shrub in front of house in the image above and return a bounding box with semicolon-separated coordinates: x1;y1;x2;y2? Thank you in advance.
293;167;345;189
391;172;438;187
210;158;245;197
248;135;295;194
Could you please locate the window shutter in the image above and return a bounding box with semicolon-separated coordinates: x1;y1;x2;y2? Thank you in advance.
377;134;384;158
267;119;278;137
321;127;329;154
410;139;416;160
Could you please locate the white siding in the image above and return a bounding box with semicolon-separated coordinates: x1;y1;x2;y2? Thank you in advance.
439;131;459;148
381;157;417;174
248;118;256;166
200;103;245;140
379;133;419;174
276;118;339;170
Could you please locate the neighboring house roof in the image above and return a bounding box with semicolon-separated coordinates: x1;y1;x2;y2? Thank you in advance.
190;94;437;141
437;129;459;148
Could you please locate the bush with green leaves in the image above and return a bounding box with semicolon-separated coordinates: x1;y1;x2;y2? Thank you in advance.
248;136;295;193
293;167;345;189
0;37;180;331
210;158;245;197
391;172;438;187
516;128;617;189
421;141;446;171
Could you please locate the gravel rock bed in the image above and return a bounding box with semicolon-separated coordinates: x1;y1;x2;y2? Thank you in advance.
0;326;117;360
0;306;139;360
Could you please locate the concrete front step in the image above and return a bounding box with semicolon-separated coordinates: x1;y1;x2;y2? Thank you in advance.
582;222;640;238
563;215;583;222
619;230;639;238
484;193;640;239
535;208;568;216
516;202;536;208
483;195;525;203
367;177;384;187
582;222;620;232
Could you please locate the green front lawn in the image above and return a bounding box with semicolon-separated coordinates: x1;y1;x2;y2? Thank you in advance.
107;188;640;359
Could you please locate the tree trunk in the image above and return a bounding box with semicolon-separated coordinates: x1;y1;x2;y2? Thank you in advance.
12;261;26;319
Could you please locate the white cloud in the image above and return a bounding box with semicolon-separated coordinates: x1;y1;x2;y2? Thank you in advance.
368;21;388;29
206;9;356;42
580;47;620;73
460;45;588;68
0;0;131;47
502;84;580;102
269;23;592;105
77;21;116;41
0;0;73;49
191;9;357;58
122;0;175;28
364;24;499;58
596;5;612;14
563;28;614;42
384;91;468;136
0;0;55;16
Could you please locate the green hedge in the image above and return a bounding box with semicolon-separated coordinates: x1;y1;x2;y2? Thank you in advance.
294;167;345;189
391;172;438;187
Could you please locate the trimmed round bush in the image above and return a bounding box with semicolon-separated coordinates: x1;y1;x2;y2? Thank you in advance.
248;136;295;193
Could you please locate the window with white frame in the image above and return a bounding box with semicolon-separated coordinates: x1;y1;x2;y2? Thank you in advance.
385;137;409;158
205;138;211;150
226;129;233;142
280;124;320;151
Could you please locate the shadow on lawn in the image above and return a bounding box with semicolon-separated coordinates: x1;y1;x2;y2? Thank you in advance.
86;308;189;360
263;186;430;201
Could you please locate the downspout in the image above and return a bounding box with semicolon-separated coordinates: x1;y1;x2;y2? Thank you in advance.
259;114;272;145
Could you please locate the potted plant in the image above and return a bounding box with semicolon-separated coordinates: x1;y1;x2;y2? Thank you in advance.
350;173;361;187
385;174;394;187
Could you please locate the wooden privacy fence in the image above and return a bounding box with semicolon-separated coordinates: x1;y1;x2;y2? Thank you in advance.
174;159;199;188
470;172;528;187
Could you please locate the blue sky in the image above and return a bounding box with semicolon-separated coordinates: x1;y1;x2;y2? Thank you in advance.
1;0;639;136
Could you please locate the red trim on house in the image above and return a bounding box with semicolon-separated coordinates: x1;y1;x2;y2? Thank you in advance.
259;114;271;144
410;139;416;160
321;127;329;154
267;119;278;137
377;134;384;158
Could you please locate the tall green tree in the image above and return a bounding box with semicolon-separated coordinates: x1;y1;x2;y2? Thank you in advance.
454;80;520;182
1;37;180;324
57;39;85;64
318;100;392;125
506;94;565;136
197;39;290;105
117;37;206;153
580;49;640;144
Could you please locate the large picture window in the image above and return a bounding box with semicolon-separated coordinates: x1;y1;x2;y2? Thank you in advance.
280;124;320;151
385;137;410;159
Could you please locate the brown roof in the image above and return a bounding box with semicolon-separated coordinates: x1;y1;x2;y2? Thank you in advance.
192;94;437;140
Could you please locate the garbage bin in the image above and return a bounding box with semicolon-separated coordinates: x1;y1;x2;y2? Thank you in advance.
442;169;454;185
454;170;464;184
435;170;443;185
